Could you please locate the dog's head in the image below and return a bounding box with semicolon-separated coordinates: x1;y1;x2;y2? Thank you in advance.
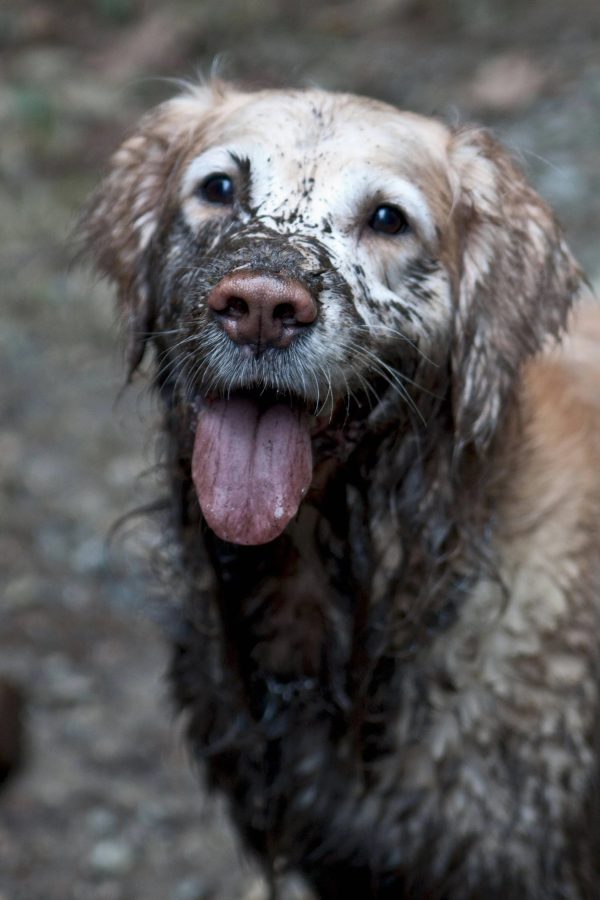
83;82;581;545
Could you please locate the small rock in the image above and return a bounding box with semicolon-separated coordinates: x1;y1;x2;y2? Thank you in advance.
241;877;269;900
44;655;93;706
3;574;43;610
173;875;212;900
72;536;105;574
86;806;120;837
278;874;315;899
89;839;135;876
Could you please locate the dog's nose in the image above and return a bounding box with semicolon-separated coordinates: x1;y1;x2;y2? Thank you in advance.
207;272;317;351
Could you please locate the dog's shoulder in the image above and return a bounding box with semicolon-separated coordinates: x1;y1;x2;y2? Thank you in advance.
498;301;600;581
521;301;600;472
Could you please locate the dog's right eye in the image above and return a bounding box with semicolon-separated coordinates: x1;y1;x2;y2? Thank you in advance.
198;173;235;205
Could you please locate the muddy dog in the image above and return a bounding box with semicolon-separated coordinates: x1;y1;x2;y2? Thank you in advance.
83;82;600;898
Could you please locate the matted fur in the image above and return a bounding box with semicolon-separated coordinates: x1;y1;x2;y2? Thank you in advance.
83;82;600;899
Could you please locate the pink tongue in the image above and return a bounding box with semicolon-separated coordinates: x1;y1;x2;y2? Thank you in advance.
192;397;313;545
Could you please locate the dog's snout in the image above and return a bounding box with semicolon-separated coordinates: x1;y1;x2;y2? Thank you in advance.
207;272;317;351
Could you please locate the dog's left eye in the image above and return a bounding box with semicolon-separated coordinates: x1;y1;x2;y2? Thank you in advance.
199;173;235;205
369;205;410;235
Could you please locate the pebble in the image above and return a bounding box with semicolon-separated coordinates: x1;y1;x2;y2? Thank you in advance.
44;655;93;705
3;574;43;611
86;806;120;837
89;839;135;876
173;875;212;900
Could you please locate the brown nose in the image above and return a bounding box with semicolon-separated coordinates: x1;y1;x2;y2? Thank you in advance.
207;272;317;353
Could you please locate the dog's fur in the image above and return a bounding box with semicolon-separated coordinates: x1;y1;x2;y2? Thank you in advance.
83;82;600;898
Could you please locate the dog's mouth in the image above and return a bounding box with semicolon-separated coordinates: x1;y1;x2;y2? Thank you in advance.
192;389;317;546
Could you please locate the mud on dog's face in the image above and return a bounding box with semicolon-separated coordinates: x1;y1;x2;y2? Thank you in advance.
84;83;580;545
95;88;456;388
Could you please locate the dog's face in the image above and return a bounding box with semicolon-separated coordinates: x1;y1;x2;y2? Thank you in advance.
84;83;580;545
174;91;454;373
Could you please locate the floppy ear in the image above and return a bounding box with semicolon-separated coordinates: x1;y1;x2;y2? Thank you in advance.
81;84;221;374
448;128;582;450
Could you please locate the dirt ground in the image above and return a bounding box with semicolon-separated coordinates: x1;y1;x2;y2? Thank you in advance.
0;1;599;898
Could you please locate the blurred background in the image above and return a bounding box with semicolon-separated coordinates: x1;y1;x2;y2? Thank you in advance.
0;1;599;898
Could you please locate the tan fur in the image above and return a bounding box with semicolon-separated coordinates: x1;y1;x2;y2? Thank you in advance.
390;321;600;893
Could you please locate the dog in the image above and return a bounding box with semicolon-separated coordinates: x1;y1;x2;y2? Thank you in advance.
83;81;600;898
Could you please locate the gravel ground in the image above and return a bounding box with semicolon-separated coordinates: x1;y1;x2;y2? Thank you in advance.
1;1;599;898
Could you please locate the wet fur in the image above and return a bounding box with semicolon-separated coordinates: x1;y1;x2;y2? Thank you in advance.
83;82;600;898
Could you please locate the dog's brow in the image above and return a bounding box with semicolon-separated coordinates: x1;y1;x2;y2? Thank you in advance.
228;150;251;173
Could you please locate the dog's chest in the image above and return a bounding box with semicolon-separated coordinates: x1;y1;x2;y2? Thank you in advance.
231;550;598;882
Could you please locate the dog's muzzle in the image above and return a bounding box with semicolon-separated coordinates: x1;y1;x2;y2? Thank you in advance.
192;270;319;548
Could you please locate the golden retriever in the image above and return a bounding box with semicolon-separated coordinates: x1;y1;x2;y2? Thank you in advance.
83;82;600;899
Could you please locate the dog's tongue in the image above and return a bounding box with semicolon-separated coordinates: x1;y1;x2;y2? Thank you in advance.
192;397;313;545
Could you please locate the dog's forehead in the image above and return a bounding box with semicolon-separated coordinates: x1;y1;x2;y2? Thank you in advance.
199;90;450;175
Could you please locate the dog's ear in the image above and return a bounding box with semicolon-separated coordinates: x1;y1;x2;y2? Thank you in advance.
448;127;582;450
81;85;221;375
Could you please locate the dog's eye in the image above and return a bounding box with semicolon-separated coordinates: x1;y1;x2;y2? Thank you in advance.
369;205;410;235
199;173;235;205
